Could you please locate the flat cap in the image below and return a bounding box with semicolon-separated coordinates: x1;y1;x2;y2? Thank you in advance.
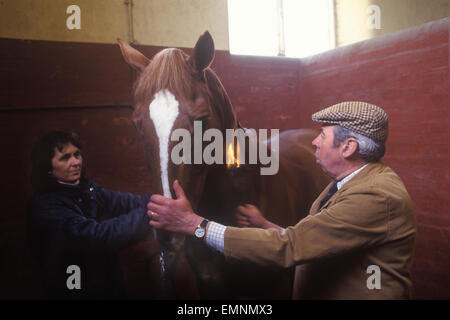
312;101;388;143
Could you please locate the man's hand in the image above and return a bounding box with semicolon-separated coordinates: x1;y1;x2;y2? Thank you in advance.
147;180;203;235
236;204;283;232
236;204;267;228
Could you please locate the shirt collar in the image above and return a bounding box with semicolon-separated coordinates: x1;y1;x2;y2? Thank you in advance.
336;164;368;190
57;180;80;186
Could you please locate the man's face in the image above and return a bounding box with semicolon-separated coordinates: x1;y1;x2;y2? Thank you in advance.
50;143;82;183
312;126;343;180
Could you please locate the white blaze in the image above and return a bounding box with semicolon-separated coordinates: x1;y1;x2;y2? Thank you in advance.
149;90;179;199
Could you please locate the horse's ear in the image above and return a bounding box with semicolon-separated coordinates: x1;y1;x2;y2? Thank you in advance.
117;38;150;71
189;31;215;73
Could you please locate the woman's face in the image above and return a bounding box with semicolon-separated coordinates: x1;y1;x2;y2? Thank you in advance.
50;143;82;183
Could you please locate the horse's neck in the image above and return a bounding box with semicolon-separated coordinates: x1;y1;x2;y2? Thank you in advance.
254;155;301;227
198;139;297;221
254;133;328;227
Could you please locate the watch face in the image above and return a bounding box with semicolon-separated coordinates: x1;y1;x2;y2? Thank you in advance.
195;227;205;238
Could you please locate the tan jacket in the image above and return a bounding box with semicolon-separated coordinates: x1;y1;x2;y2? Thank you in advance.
224;162;416;299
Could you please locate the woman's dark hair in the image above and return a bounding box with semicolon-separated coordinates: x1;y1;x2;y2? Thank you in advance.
31;130;84;195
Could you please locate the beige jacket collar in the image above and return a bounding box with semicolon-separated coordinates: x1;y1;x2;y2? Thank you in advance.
311;162;385;214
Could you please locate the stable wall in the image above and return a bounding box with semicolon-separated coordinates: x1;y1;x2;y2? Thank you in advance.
1;0;447;52
335;0;448;47
0;0;230;50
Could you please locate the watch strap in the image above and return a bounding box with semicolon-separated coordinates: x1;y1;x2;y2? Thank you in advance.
199;218;209;229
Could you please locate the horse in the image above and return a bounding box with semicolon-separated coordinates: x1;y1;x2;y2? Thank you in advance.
117;31;331;299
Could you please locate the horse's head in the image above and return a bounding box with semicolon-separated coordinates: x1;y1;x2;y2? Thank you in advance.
118;32;237;210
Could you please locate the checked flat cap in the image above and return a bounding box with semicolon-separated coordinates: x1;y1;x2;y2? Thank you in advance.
312;101;389;143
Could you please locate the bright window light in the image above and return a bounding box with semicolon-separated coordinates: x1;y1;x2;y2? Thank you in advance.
227;0;335;58
228;0;279;56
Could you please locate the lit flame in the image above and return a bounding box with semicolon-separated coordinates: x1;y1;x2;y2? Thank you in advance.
226;143;240;168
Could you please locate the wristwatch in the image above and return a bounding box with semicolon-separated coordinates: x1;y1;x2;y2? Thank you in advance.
194;219;209;240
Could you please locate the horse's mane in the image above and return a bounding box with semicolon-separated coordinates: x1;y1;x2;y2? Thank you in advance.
133;48;194;111
204;69;238;131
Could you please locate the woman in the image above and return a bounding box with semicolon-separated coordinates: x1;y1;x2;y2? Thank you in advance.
28;130;151;299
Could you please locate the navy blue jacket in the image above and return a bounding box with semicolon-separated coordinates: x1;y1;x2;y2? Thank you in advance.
28;180;151;299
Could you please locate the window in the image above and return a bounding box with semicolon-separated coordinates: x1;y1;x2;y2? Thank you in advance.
227;0;335;58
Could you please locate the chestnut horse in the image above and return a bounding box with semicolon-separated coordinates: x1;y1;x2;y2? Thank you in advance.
118;32;331;299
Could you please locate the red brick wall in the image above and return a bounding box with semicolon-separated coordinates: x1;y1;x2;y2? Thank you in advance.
0;17;448;299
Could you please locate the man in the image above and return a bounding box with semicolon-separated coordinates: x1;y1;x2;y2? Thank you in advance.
28;130;151;299
147;101;417;299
